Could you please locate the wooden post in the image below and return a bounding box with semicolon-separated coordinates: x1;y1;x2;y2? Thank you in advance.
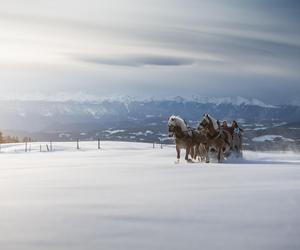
77;139;80;150
50;140;53;151
160;140;163;149
25;141;27;152
153;142;155;148
40;145;42;152
46;144;50;152
98;138;101;149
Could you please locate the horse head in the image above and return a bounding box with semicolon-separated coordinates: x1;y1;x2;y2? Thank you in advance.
198;114;219;132
198;114;210;129
168;115;188;137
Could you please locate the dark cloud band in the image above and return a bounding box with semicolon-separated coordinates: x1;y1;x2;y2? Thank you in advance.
74;54;196;67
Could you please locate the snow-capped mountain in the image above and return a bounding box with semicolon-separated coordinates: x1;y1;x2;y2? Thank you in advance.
0;93;280;107
191;96;278;108
0;96;299;132
1;96;299;150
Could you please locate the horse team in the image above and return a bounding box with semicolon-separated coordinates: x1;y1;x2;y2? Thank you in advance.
168;114;243;163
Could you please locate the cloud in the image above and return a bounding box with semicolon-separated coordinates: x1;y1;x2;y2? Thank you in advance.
0;0;300;104
74;54;196;67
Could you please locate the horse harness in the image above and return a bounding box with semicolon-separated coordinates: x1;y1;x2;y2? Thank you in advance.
207;128;231;146
173;126;195;139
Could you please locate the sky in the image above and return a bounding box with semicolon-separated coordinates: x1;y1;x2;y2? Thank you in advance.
0;0;299;104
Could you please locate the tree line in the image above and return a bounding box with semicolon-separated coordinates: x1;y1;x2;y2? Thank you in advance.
0;131;33;144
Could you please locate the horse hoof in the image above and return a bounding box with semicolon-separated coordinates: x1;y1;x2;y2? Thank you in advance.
174;159;180;164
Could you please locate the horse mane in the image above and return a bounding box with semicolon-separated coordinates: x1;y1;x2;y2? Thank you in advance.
207;114;219;131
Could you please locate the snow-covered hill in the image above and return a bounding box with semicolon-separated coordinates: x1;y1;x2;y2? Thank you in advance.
1;141;300;250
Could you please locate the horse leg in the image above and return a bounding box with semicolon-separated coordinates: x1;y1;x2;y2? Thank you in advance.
176;145;180;162
190;146;195;159
194;146;198;160
185;145;190;161
196;145;201;161
222;147;225;162
198;144;204;161
220;145;226;163
205;145;210;163
217;147;222;163
196;145;201;162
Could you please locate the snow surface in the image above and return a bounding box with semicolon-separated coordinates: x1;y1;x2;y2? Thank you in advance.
1;141;300;250
252;135;295;142
103;129;126;135
131;131;153;136
253;127;268;131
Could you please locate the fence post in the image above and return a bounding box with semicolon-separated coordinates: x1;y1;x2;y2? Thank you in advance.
98;138;101;149
153;142;155;148
160;139;163;149
46;144;50;151
40;145;42;152
50;140;53;151
25;141;27;152
77;139;80;150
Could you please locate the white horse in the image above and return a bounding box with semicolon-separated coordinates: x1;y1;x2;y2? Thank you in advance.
168;115;191;136
168;115;195;162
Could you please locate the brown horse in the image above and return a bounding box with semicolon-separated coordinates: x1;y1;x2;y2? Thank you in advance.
168;115;207;162
198;114;232;163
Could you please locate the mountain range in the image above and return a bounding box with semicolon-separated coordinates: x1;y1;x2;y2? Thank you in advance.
0;96;299;150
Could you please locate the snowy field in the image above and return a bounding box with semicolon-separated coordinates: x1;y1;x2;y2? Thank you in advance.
1;141;300;250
